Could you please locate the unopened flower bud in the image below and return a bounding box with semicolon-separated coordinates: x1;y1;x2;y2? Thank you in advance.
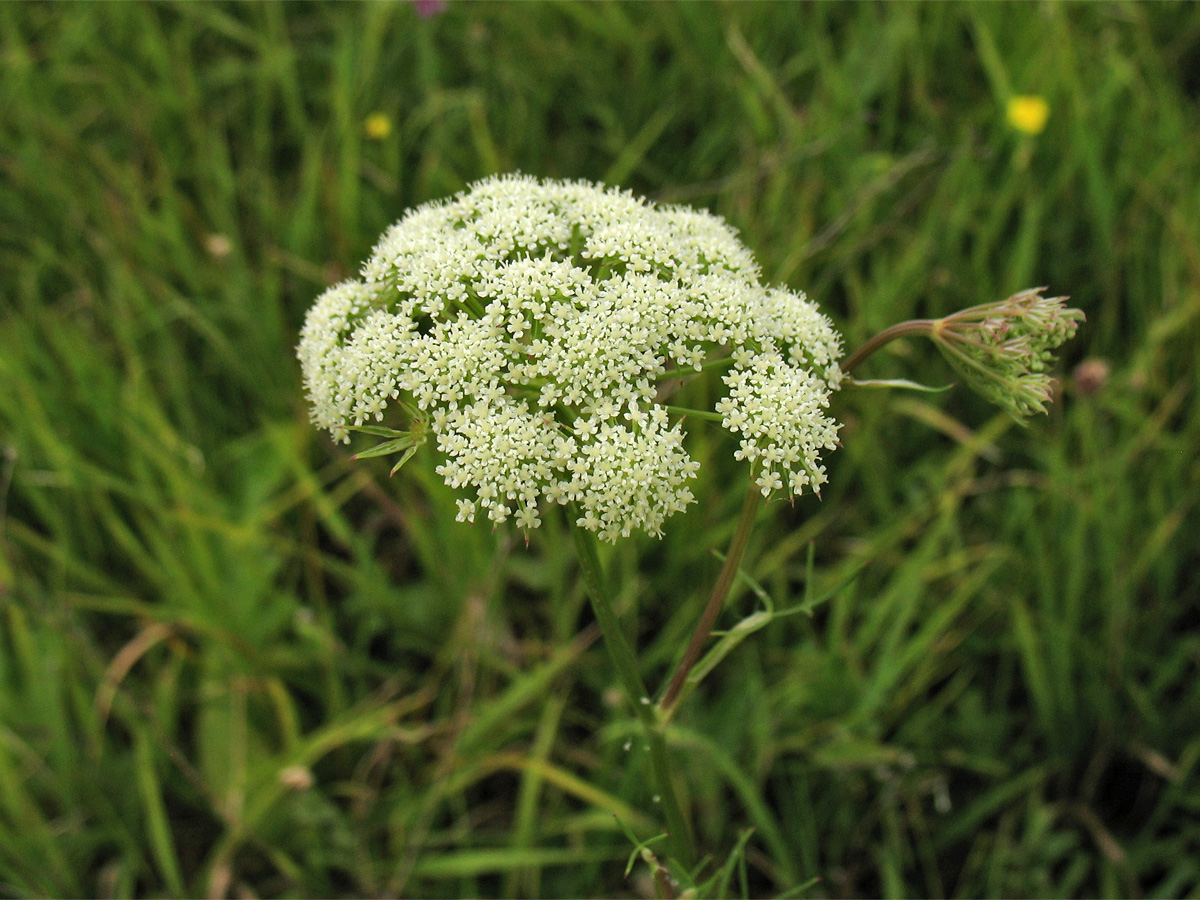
930;288;1084;421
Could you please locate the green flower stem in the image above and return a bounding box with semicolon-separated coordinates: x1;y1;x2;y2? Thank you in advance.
657;480;763;719
839;318;938;375
664;405;725;423
570;518;696;870
652;355;738;379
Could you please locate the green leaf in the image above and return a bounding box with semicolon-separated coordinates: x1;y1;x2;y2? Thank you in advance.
687;610;773;689
612;817;667;878
389;443;421;476
345;424;408;438
710;827;756;900
843;376;954;393
134;728;185;896
685;551;864;694
350;435;418;460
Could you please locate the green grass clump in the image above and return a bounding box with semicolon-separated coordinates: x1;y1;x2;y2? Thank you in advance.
2;3;1199;897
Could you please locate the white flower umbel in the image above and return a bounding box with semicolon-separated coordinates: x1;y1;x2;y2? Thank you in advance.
298;174;843;541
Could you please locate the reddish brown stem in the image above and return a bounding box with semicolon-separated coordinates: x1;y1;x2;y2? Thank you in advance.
839;319;938;375
658;482;763;717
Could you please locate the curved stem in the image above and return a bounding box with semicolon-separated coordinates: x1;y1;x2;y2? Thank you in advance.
840;318;937;375
570;519;696;870
658;480;763;718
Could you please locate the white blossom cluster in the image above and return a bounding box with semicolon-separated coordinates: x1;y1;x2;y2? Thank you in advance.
298;174;843;541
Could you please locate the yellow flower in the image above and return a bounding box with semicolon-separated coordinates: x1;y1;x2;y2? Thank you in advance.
363;112;393;140
1006;95;1049;136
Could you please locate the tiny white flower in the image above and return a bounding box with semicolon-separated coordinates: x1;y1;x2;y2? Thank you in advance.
455;498;476;523
298;174;844;541
514;505;540;531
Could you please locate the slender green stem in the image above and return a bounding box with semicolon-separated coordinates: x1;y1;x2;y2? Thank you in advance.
658;480;763;718
664;405;725;423
570;518;696;870
839;318;937;375
653;354;737;380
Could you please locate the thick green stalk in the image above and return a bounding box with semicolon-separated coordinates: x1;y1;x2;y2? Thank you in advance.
570;519;696;870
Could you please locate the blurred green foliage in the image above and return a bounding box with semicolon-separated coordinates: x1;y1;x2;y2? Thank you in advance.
1;2;1198;896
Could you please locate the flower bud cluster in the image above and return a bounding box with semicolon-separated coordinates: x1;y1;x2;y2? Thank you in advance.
298;174;843;540
932;288;1085;420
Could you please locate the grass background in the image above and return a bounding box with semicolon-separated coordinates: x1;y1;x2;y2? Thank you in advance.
2;2;1199;897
